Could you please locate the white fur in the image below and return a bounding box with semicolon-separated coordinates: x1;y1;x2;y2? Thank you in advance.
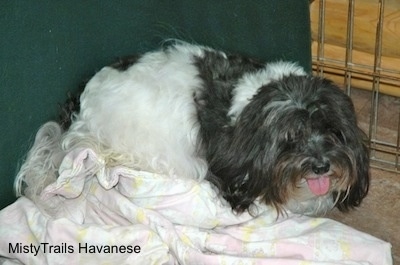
63;44;211;179
228;61;306;122
15;122;65;200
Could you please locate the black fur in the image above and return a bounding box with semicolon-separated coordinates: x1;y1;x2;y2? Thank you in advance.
110;55;141;71
194;51;264;144
59;81;86;130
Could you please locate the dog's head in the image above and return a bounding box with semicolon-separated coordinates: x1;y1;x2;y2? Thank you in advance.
213;75;370;216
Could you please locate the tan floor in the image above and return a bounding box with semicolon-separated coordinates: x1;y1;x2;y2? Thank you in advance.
327;87;400;264
328;168;399;264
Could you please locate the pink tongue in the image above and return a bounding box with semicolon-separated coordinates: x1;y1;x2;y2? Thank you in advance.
306;176;330;196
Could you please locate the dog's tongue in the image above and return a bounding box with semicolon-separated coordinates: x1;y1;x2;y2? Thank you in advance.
306;176;330;196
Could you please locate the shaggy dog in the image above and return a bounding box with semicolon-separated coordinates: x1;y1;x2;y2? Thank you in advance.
15;42;370;216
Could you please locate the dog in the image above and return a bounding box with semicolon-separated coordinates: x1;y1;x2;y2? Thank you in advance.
15;41;370;216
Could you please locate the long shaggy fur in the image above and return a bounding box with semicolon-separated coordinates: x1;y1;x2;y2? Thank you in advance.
15;41;370;216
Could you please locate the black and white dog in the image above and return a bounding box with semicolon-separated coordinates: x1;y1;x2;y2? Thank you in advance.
16;42;370;216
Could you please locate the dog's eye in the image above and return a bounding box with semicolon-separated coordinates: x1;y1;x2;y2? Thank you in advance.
328;128;346;143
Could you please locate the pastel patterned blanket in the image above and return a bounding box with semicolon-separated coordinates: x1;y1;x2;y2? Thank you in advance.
0;149;392;264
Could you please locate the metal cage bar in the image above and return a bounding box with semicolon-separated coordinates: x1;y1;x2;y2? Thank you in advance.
368;0;385;163
312;0;400;173
344;0;355;96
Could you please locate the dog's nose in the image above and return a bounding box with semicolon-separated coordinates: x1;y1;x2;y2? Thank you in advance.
312;161;330;175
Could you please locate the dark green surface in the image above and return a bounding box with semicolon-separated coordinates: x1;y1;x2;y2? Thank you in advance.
0;1;311;209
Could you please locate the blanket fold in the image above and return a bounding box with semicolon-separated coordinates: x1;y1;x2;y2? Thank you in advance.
0;148;392;264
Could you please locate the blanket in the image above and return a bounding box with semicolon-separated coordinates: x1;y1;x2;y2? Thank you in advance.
0;148;392;264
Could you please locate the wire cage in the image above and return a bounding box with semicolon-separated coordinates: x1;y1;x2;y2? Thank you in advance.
310;0;400;173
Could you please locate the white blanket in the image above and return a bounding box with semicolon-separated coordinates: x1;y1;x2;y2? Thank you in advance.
0;148;392;264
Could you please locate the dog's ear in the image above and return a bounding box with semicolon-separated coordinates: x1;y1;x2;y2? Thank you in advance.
336;128;370;211
312;77;370;211
207;100;283;213
207;130;269;213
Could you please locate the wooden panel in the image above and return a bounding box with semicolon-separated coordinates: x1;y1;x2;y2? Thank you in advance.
310;0;400;59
